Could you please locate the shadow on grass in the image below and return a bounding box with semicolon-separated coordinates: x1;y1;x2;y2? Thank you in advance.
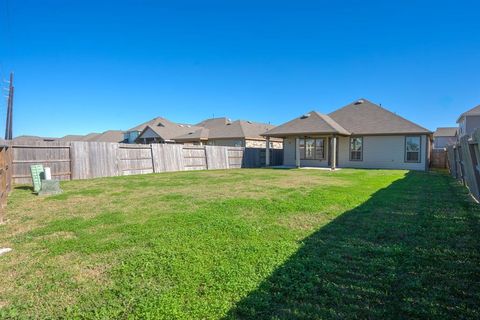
14;185;34;192
226;171;480;319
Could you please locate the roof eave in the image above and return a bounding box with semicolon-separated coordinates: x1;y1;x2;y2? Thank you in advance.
262;131;351;138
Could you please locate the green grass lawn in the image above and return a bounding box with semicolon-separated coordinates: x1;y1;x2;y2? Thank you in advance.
0;168;479;319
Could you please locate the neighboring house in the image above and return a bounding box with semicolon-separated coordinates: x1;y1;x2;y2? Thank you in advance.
124;117;162;143
433;127;457;149
133;117;202;144
457;104;480;138
85;130;125;143
13;135;57;143
173;119;283;148
58;131;126;143
263;98;432;171
58;133;101;142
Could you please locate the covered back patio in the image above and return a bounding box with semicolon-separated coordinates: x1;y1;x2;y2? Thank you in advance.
262;111;352;170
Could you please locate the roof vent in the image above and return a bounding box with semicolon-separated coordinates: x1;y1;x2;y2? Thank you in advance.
300;113;311;119
355;99;365;105
247;121;252;124
157;122;165;127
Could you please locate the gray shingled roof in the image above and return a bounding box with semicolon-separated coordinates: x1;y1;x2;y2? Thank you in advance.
86;130;125;143
263;99;431;137
263;111;350;137
434;127;458;137
13;135;58;143
195;117;230;129
128;117;167;132
137;119;202;142
457;105;480;123
329;99;431;135
172;127;210;141
174;120;277;141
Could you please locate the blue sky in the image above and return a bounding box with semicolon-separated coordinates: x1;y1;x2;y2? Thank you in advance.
1;0;479;137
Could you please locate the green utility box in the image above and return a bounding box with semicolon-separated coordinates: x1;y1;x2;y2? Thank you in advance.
30;164;45;193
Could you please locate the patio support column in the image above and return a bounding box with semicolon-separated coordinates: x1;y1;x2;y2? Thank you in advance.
295;137;301;167
331;135;337;170
265;137;271;167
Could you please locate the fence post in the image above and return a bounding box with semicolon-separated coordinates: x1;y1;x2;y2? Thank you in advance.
150;144;156;173
204;146;209;170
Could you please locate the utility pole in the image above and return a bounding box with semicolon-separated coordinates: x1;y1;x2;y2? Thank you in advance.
5;72;13;140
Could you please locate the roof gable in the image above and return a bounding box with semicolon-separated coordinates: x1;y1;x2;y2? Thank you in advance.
263;111;350;137
137;122;201;142
328;99;431;135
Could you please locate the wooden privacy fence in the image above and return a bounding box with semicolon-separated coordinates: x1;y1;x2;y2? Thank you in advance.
12;142;284;184
0;145;12;223
446;129;480;202
430;149;448;169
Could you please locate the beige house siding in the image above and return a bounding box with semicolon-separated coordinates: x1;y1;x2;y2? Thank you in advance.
207;139;244;147
337;135;428;170
284;134;428;170
465;116;480;137
204;139;283;149
245;139;283;149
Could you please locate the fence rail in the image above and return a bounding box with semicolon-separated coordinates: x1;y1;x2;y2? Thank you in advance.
11;142;283;184
446;129;480;202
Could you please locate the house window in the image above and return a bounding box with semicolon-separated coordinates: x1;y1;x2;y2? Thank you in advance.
350;137;363;161
299;138;325;160
405;136;421;162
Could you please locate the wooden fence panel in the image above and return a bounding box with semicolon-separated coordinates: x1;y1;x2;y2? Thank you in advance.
11;142;281;185
70;142;89;179
455;146;464;184
12;144;71;184
118;145;153;175
446;129;480;202
227;148;244;168
430;149;448;169
205;146;229;170
71;142;119;179
89;142;119;179
0;145;11;224
446;145;456;177
183;146;207;170
459;136;480;200
6;146;12;193
152;144;185;172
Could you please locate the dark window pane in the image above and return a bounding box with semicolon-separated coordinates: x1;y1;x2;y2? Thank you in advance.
407;151;419;162
315;139;324;159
